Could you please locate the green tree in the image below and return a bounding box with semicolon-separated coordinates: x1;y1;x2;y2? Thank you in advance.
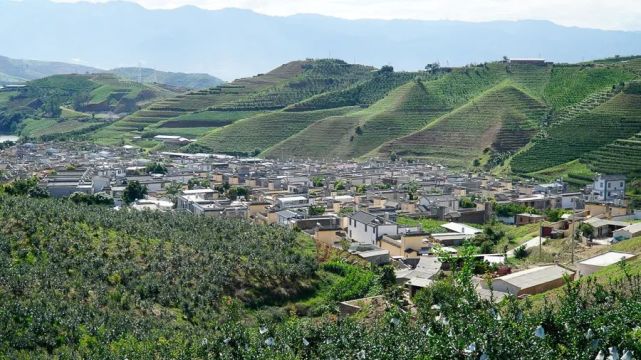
459;196;476;208
578;223;595;240
227;187;248;200
123;180;148;204
188;177;210;190
308;205;326;216
311;176;325;187
145;162;167;174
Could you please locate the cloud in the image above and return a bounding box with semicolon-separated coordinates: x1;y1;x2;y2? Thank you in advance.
51;0;641;31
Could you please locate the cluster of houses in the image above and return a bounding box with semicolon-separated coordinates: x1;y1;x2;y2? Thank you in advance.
1;141;639;302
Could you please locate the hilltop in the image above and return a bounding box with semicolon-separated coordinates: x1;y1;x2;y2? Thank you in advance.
0;55;100;84
109;67;224;90
0;54;224;91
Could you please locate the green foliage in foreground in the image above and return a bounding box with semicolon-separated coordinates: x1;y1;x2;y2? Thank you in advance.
2;197;641;358
0;196;318;357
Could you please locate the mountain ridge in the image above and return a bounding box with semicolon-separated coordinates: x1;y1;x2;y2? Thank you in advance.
2;0;641;79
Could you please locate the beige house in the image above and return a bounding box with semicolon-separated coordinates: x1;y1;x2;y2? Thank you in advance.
379;232;431;258
586;203;628;219
485;265;575;296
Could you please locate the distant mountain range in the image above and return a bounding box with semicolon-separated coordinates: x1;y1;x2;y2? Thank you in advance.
1;0;641;80
108;68;223;90
0;55;223;89
0;55;100;83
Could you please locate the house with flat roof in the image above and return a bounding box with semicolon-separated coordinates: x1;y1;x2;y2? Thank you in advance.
484;265;575;296
577;251;636;276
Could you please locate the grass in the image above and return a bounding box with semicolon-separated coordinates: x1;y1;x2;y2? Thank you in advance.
526;160;594;189
543;64;635;109
583;131;641;177
18;118;57;136
60;106;90;119
396;216;447;232
612;235;641;254
19;118;100;137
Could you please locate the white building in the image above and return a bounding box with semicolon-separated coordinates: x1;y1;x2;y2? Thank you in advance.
592;174;626;201
577;251;636;276
276;196;310;210
613;223;641;241
348;211;398;245
441;222;482;235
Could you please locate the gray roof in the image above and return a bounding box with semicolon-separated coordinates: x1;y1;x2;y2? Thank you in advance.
350;211;379;225
496;265;574;290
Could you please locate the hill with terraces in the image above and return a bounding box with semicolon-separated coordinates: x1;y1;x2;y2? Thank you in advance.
9;55;641;180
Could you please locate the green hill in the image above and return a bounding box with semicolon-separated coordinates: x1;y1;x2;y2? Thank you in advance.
94;59;374;145
380;83;547;166
511;82;641;174
109;67;224;90
263;80;445;159
0;73;179;138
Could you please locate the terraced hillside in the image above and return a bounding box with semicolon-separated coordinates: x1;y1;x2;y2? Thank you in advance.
191;107;358;155
286;71;419;111
511;82;641;173
379;84;547;165
582;132;641;177
94;59;375;144
264;80;447;159
246;63;538;159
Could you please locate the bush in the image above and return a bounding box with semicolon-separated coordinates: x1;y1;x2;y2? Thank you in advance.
513;245;529;259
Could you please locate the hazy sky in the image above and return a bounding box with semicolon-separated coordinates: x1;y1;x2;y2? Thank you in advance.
52;0;641;31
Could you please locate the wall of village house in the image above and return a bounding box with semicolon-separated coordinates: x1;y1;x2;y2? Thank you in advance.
586;203;628;218
378;240;402;257
315;229;341;247
518;277;571;296
348;220;397;244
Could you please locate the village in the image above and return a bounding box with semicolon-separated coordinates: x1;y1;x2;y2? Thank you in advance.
1;140;640;307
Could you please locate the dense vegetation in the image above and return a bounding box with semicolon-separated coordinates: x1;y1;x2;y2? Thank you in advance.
2;197;640;358
0;196;319;356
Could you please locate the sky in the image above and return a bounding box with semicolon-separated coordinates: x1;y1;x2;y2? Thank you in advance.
51;0;641;31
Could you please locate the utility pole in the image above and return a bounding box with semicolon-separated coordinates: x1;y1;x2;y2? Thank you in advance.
539;219;543;261
570;212;576;264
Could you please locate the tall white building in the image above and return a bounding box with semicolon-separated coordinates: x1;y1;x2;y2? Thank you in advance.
592;174;626;201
